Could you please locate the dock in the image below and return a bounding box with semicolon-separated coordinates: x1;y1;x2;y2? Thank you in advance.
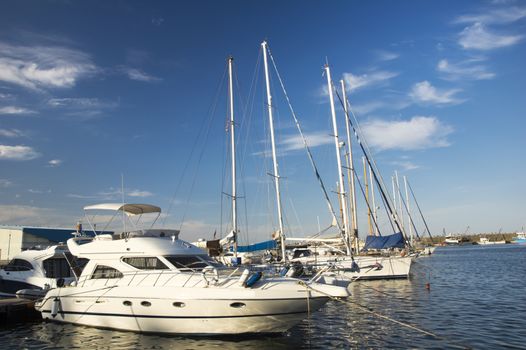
0;298;40;321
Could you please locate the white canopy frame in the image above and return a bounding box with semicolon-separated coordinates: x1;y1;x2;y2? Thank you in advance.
83;203;162;235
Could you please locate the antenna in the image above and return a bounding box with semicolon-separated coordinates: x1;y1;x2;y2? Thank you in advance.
121;173;126;234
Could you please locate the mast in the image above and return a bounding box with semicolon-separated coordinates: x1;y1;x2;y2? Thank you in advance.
261;41;286;260
340;80;359;252
395;171;405;234
363;157;373;235
369;165;378;236
404;175;413;246
227;56;238;258
325;64;351;255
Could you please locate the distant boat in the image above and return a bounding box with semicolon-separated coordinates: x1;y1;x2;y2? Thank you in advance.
478;237;506;245
512;232;526;244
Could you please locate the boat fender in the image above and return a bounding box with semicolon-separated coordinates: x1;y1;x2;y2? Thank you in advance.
238;268;250;286
350;261;360;272
244;271;262;288
373;262;383;270
51;297;60;318
56;278;65;288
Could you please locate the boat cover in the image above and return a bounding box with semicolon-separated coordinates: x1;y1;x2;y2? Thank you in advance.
363;232;406;250
236;240;277;253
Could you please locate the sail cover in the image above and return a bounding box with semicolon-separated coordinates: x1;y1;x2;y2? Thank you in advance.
364;232;406;250
236;240;277;253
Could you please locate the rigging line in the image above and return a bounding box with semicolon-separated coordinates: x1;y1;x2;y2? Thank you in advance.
395;178;421;239
407;179;434;242
163;63;228;226
351;167;383;236
377;180;398;234
267;44;342;233
333;87;404;236
178;70;226;233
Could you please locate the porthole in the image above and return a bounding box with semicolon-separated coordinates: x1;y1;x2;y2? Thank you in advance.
123;300;132;306
230;302;246;309
141;301;151;307
172;302;185;308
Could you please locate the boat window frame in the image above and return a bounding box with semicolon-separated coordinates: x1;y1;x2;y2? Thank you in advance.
121;256;170;270
163;255;220;271
3;258;34;272
90;264;124;279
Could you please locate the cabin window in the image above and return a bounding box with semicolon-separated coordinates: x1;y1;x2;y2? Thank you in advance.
164;256;211;271
43;258;72;278
4;259;33;271
91;265;123;279
122;257;168;270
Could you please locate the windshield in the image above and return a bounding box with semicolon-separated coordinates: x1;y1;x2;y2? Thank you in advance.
164;255;220;271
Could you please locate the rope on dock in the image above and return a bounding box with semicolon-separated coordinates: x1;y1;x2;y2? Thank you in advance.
301;281;472;350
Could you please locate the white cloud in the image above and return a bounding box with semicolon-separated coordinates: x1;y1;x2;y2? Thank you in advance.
280;132;333;152
458;22;523;50
152;17;165;27
47;97;118;119
351;101;387;115
0;145;40;160
454;6;526;25
361;116;453;151
0;178;12;187
0;93;14;99
342;70;399;92
410;81;463;105
376;50;399;61
48;159;62;167
390;160;420;171
127;190;153;197
0;106;36;115
437;58;495;81
0;41;96;90
0;204;64;225
0;129;25;137
122;67;161;82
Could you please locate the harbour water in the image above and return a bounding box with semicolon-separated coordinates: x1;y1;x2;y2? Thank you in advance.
1;244;524;349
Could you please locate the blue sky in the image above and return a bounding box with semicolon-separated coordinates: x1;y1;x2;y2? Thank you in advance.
0;0;525;243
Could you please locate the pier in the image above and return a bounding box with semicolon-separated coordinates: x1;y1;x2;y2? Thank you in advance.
0;298;39;321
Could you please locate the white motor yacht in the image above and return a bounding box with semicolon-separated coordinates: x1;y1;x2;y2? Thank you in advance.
0;245;77;298
35;203;349;335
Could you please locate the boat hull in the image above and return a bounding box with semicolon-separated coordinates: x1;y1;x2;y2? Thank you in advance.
36;285;331;334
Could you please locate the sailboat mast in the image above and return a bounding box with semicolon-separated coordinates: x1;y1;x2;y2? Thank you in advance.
340;80;359;252
404;175;413;246
227;56;238;257
325;65;351;255
395;171;405;234
363;157;372;235
369;165;378;236
261;41;286;260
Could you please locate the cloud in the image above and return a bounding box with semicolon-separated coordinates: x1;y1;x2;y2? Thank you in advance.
0;129;26;137
376;50;400;61
0;106;37;115
0;41;97;90
351;101;387;115
454;6;526;25
127;190;153;197
280;132;333;152
47;97;118;119
342;70;399;92
390;160;420;171
458;22;523;50
437;58;495;81
68;187;153;200
121;67;161;82
28;188;51;194
0;93;14;100
0;145;40;160
361;116;453;151
0;204;65;225
48;159;62;167
0;178;12;187
409;81;463;105
152;17;165;27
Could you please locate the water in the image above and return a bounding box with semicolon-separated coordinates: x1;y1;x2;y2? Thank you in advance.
1;244;525;349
